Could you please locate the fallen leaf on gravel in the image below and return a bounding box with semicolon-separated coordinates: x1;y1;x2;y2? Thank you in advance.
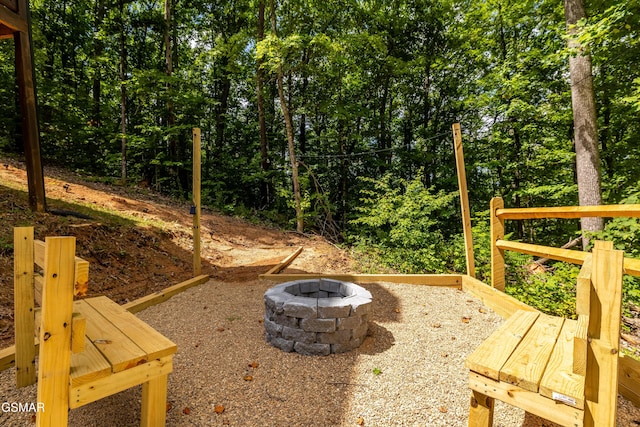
479;308;488;314
166;402;172;412
214;405;225;414
249;361;259;368
216;327;225;332
394;308;401;313
432;323;441;328
183;407;191;415
356;416;365;425
462;316;471;323
439;406;448;413
441;353;448;357
243;374;253;381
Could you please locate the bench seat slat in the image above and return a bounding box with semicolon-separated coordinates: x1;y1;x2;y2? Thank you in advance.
74;299;148;372
539;319;585;409
499;313;565;392
69;337;111;387
84;296;177;360
465;310;539;380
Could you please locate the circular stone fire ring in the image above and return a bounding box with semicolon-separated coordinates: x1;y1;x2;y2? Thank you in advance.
264;279;372;356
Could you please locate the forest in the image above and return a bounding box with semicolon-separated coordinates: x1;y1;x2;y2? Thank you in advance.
1;0;640;305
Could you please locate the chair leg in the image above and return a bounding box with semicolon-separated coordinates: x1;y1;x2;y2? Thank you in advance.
141;374;168;427
468;390;494;427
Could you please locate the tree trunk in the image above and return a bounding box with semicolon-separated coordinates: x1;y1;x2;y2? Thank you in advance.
270;0;303;233
119;0;127;183
564;0;604;247
257;1;271;206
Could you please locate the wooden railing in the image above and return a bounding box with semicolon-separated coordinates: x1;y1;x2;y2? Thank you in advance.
490;196;640;291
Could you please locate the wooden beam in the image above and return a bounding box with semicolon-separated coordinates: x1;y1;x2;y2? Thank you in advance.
490;197;505;291
13;227;36;387
0;0;18;13
461;275;538;320
452;123;475;278
0;3;27;33
496;204;640;220
192;128;201;276
123;275;210;314
259;273;462;287
264;247;303;275
497;239;588;265
15;18;46;212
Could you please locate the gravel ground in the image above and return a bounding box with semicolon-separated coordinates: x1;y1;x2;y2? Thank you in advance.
2;279;640;426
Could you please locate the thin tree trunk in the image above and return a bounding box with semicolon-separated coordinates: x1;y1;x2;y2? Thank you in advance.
119;0;127;183
270;0;303;233
257;1;270;206
564;0;604;247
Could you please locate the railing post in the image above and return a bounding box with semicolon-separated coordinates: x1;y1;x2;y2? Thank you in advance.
13;226;36;387
490;197;505;291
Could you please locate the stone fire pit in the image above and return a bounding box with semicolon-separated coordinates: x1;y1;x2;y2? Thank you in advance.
264;279;372;356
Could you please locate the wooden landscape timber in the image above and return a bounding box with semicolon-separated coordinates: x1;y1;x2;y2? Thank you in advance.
452;123;475;278
260;272;463;287
263;246;303;275
496;204;640;220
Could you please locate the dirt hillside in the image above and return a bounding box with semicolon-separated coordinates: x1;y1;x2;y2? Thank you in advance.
0;158;354;349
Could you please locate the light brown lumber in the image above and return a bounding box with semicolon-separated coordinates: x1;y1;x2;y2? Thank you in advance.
13;227;36;387
619;355;640;408
73;299;147;373
490;197;505;291
573;315;589;376
585;247;624;426
264;246;304;275
461;275;537;319
34;240;89;296
468;390;494;427
452;123;475;278
84;296;176;360
69;337;111;387
141;373;169;427
70;356;172;409
259;273;462;287
497;240;589;265
468;372;584;427
36;236;76;427
496;204;640;220
123;274;210;314
466;310;539;381
192;128;201;276
539;319;585;409
499;313;565;392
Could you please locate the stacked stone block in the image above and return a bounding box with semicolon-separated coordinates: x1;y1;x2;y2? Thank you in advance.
264;279;372;355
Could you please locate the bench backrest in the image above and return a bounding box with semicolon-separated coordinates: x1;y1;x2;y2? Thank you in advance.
13;227;88;387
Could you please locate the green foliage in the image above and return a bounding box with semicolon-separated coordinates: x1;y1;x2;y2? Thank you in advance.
506;260;579;318
348;174;459;273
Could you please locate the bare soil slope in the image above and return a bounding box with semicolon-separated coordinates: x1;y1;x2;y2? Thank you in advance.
0;159;353;348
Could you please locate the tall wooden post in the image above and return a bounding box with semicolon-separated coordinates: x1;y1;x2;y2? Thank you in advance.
452;123;476;278
490;197;505;291
1;0;47;212
192;128;201;276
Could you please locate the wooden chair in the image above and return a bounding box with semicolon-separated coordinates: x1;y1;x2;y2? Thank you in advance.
466;242;624;427
13;227;177;427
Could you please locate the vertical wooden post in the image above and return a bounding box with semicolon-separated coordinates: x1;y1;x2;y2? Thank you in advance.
490;197;505;291
36;236;75;427
452;123;475;278
584;245;623;427
15;0;46;212
141;374;169;427
192;128;201;276
468;390;494;426
13;226;36;387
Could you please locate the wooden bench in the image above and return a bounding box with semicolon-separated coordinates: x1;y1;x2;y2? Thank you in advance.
13;227;177;427
466;242;624;426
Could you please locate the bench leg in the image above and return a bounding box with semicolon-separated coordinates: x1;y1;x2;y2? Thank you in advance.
468;390;494;427
141;374;168;427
